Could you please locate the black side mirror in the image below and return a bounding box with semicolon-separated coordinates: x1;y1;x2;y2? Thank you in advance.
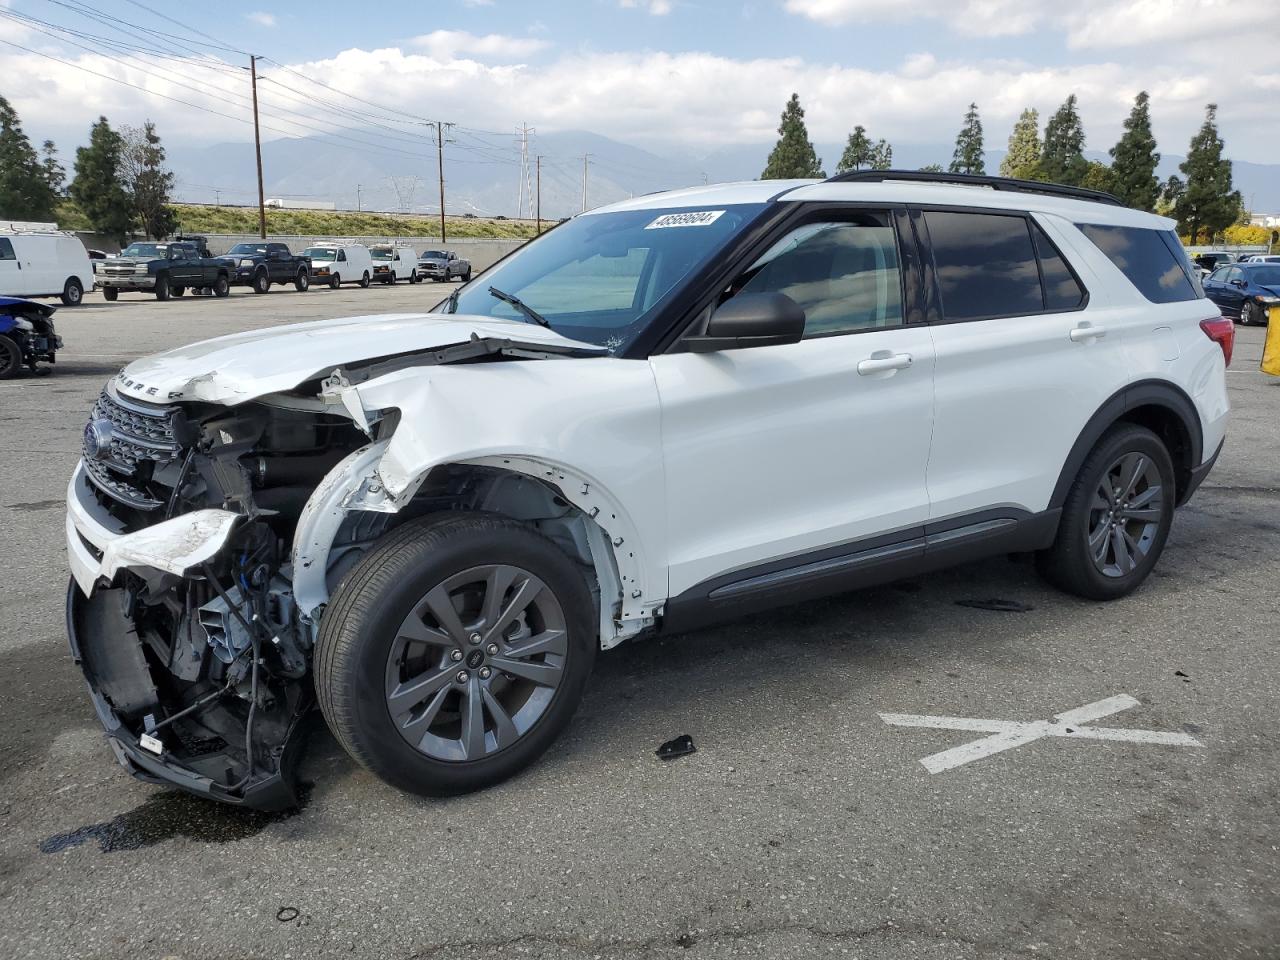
1231;278;1247;287
683;292;805;353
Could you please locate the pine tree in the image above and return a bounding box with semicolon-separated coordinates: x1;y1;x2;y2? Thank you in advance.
1175;104;1242;244
949;103;985;175
0;95;59;221
1081;161;1115;195
837;125;874;173
762;94;824;179
870;139;892;170
1108;91;1160;210
918;163;944;173
122;121;178;239
71;117;134;243
40;141;65;199
1000;108;1041;179
1041;95;1089;186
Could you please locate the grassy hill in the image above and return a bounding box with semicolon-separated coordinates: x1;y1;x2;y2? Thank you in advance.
55;201;540;240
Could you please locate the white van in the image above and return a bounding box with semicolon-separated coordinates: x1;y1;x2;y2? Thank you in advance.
370;244;420;284
300;241;374;289
0;229;94;305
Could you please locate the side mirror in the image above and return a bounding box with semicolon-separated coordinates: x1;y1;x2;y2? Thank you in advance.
683;292;805;353
1231;278;1247;288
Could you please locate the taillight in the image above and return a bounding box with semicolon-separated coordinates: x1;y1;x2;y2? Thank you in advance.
1200;316;1234;368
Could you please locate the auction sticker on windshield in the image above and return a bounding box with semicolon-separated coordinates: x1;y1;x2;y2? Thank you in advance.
645;210;726;229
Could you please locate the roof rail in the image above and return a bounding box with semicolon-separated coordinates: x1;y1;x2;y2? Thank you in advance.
823;169;1124;207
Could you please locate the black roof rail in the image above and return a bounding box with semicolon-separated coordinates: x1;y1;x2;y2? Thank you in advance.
823;169;1124;207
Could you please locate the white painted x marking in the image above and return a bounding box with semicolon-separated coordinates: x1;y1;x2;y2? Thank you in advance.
879;694;1202;773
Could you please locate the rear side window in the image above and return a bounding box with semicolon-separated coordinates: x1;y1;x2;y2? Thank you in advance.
925;211;1042;321
1031;223;1086;310
1077;223;1200;303
0;238;14;261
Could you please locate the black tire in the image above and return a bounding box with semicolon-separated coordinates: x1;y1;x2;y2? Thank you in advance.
154;274;171;301
102;286;119;302
172;285;186;297
295;270;310;292
1241;301;1258;326
359;271;371;288
410;271;419;284
461;268;472;282
330;273;341;290
315;513;596;798
212;275;230;298
61;277;83;306
252;269;271;295
1036;423;1176;601
0;335;21;380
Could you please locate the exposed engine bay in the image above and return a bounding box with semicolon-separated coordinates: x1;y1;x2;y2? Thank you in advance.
66;333;647;809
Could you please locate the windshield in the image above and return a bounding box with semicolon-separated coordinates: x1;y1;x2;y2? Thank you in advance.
228;243;268;255
1248;266;1280;286
438;204;766;351
121;243;166;258
371;248;394;260
420;250;446;259
303;247;337;261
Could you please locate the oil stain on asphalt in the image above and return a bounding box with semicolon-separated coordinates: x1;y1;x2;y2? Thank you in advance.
38;785;311;854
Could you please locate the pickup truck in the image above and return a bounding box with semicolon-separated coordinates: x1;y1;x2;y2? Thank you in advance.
219;241;312;293
416;248;471;282
96;241;232;301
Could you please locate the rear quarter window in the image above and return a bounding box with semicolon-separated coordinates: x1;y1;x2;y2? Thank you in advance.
1076;223;1202;304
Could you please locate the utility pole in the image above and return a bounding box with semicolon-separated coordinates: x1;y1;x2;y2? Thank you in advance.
356;183;361;212
434;121;452;243
581;154;591;213
213;188;222;207
535;155;542;234
249;55;266;239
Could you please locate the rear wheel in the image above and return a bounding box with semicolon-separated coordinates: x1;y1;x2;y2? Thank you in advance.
0;335;21;379
359;271;371;288
154;274;171;301
315;513;595;798
61;277;83;306
1037;424;1175;601
252;269;271;295
102;287;119;302
212;275;230;298
295;270;310;292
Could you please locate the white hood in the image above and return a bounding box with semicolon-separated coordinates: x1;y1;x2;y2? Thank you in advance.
113;313;598;404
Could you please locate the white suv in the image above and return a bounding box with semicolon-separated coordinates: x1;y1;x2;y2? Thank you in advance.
65;172;1230;809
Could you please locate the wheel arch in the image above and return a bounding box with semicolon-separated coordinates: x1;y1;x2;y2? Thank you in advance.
1050;379;1204;510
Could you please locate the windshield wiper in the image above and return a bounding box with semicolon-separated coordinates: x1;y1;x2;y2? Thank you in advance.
488;286;549;327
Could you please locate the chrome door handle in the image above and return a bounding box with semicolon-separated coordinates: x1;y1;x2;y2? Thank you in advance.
1069;323;1106;342
857;352;913;376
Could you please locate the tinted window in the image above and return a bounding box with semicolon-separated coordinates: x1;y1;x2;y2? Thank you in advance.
734;217;903;337
1077;224;1199;303
1208;267;1230;283
1247;266;1280;286
926;211;1041;320
0;238;14;261
1031;222;1086;311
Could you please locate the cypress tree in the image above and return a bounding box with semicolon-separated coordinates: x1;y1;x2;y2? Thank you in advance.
1000;108;1041;179
837;125;874;173
762;94;825;179
1041;95;1088;186
1109;91;1160;210
949;103;985;175
70;117;134;244
0;95;59;221
1175;104;1242;244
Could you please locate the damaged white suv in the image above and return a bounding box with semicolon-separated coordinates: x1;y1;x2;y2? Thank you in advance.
66;172;1231;809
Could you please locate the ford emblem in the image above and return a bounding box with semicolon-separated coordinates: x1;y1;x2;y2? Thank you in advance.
84;418;114;460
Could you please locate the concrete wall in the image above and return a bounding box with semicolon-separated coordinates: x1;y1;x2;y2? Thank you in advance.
75;233;527;272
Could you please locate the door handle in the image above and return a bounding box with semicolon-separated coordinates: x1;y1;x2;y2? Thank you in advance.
1069;322;1106;343
857;351;913;376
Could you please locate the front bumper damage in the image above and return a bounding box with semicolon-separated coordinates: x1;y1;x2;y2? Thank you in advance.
65;465;309;810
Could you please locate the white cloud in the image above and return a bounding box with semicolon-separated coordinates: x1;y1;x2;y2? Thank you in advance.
785;0;1048;36
410;30;548;61
620;0;673;15
245;11;276;28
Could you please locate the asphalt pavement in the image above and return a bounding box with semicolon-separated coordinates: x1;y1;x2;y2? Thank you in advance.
1;285;1277;959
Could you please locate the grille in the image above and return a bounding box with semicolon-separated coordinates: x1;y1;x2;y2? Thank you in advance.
102;264;136;276
83;387;183;511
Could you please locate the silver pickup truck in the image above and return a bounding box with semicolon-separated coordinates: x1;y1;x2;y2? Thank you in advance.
416;248;471;282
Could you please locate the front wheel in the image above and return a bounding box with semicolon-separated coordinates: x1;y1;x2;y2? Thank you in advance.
461;268;472;282
295;270;310;292
252;270;271;294
154;274;171;301
61;277;83;306
212;275;231;298
1037;424;1175;601
0;335;21;379
330;273;341;290
359;271;371;288
1241;301;1259;326
102;287;119;302
410;271;419;284
315;513;596;798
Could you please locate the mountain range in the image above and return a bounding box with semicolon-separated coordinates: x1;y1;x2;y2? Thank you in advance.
166;129;1280;219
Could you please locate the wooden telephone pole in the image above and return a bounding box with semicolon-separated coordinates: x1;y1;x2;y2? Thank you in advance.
249;55;266;239
535;155;542;234
434;121;452;244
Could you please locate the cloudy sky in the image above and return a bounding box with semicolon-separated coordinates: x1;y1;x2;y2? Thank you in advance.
1;0;1277;171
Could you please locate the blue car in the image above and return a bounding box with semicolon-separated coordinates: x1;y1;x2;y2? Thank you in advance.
0;296;63;379
1203;262;1280;326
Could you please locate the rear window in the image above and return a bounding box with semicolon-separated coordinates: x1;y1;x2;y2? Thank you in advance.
1077;224;1202;303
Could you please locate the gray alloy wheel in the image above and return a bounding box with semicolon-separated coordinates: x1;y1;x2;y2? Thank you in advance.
1087;452;1166;578
295;270;309;292
384;563;567;762
1241;301;1258;326
61;277;83;306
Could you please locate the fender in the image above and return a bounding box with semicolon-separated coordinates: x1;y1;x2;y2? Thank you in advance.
1048;379;1203;510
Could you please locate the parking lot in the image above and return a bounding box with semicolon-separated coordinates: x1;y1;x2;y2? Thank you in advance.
1;286;1277;960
